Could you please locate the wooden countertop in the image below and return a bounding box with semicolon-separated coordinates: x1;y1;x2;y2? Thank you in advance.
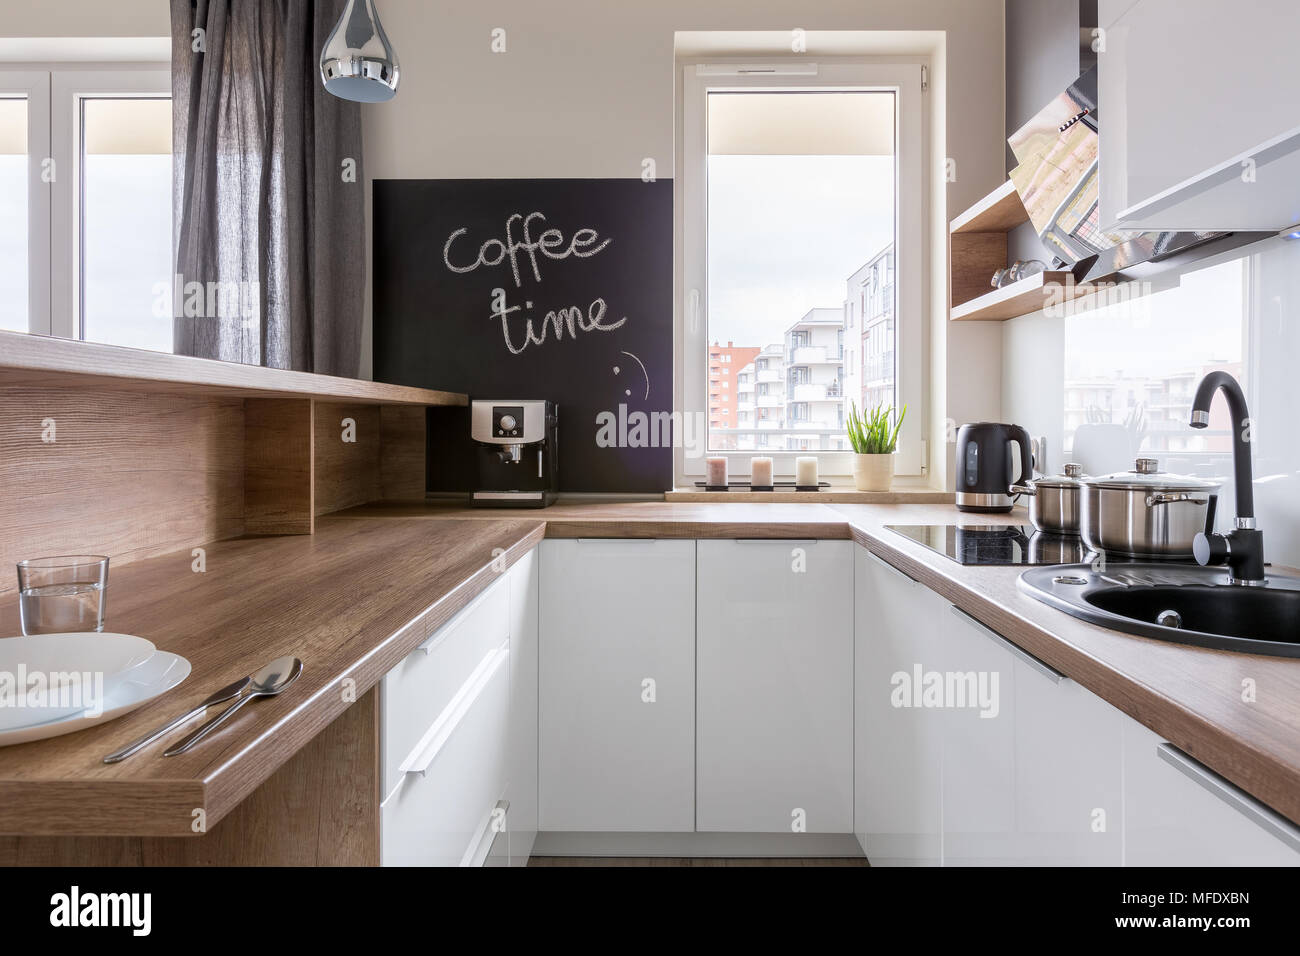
831;502;1300;828
3;499;1298;834
337;500;856;539
0;517;544;836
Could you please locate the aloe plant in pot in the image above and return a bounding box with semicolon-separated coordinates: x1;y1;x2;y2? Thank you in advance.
846;401;906;492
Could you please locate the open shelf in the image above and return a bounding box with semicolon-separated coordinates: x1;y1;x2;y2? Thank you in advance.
948;180;1112;322
950;270;1112;322
950;179;1030;234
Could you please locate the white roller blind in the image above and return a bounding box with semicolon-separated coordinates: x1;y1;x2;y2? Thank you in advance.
0;98;26;155
707;91;893;156
83;97;170;155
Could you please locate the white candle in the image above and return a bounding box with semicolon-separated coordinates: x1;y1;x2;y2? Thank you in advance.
706;456;728;488
795;456;819;488
750;457;773;488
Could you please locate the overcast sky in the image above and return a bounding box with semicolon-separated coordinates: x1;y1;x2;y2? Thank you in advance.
707;154;894;349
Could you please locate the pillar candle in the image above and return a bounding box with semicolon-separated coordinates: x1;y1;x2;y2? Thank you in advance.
795;456;819;488
705;456;728;488
750;457;773;488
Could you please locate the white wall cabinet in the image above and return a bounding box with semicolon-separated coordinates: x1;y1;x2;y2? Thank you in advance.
854;547;945;865
1098;0;1300;230
1123;719;1300;866
538;539;696;832
696;539;853;833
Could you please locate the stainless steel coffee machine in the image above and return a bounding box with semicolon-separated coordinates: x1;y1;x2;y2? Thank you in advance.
471;400;558;508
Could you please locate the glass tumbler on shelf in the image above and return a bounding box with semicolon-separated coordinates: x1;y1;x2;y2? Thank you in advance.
16;556;110;636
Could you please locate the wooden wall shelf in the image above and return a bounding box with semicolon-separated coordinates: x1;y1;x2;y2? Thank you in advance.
0;330;465;406
950;179;1029;234
950;270;1112;322
947;180;1094;323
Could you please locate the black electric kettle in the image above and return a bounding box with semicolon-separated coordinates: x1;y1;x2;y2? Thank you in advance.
955;422;1033;513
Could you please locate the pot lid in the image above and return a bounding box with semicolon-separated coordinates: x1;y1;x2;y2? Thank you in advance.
1031;462;1087;488
1085;457;1221;491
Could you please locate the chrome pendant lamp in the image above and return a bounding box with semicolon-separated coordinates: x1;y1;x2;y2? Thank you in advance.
320;0;399;103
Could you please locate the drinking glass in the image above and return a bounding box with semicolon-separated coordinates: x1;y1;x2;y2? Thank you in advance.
16;556;110;635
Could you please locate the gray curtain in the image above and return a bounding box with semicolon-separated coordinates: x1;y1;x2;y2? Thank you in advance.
171;0;364;376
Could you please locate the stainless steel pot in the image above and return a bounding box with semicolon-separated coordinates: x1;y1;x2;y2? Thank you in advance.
1079;458;1221;559
1010;463;1086;534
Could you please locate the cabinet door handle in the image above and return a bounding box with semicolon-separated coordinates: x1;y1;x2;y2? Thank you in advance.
865;549;917;584
399;642;509;777
948;605;1065;685
1156;743;1300;853
417;579;501;655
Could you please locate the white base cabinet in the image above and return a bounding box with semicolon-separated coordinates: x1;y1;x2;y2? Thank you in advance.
696;539;853;833
379;550;538;867
538;539;696;832
1123;719;1300;866
939;604;1019;865
854;548;945;865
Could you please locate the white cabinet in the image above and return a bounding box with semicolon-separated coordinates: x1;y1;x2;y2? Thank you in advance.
1098;0;1300;230
1123;718;1300;866
379;551;537;867
854;547;945;865
538;539;696;832
696;539;853;833
505;546;539;865
1012;659;1123;866
939;604;1018;865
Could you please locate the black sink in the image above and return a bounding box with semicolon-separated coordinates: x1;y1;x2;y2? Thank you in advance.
1018;564;1300;658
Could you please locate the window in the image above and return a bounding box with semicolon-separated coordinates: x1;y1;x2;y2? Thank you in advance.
681;60;924;479
1;67;171;348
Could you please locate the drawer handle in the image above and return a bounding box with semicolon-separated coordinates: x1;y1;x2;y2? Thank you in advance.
732;538;822;545
948;605;1066;684
399;642;509;778
866;549;917;584
417;580;502;655
1156;743;1300;853
462;799;511;867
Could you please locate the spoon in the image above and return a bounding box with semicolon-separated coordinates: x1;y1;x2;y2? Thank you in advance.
103;675;251;763
163;657;303;757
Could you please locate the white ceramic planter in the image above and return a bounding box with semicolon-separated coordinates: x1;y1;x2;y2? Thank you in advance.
852;453;894;492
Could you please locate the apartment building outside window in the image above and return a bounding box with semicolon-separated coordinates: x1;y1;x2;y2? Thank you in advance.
680;59;924;480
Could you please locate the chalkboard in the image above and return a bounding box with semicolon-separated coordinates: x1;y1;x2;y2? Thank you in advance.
373;179;674;494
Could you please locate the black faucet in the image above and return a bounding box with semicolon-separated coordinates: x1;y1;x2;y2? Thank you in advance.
1189;371;1265;584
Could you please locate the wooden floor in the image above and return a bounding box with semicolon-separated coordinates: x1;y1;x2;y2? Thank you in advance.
528;857;869;867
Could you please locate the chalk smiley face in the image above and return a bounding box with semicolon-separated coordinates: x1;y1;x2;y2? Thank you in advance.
613;350;650;401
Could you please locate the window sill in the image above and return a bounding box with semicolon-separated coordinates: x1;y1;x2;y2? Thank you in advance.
663;486;953;504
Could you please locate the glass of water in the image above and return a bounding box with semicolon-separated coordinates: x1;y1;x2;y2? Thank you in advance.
16;556;110;635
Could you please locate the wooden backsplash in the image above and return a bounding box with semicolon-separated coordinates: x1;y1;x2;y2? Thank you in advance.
0;391;429;595
0;386;246;593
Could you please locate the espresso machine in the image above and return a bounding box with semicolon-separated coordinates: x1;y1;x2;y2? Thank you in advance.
470;400;558;507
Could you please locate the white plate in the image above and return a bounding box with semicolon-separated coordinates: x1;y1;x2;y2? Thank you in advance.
0;632;157;730
0;651;191;747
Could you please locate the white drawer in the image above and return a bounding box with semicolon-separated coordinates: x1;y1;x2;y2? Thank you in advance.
381;575;509;798
381;640;511;866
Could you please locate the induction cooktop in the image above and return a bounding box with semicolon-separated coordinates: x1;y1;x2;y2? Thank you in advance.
886;524;1092;566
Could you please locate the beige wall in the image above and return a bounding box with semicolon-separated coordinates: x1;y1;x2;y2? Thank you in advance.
362;0;1005;488
1;1;166;37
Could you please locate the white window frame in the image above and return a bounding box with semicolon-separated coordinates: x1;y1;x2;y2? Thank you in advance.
679;59;926;481
0;70;52;334
50;67;171;339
